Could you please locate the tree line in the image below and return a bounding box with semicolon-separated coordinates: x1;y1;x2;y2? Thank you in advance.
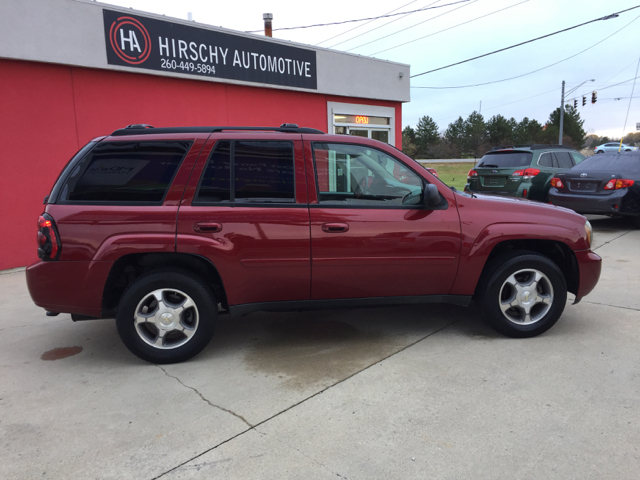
403;106;589;159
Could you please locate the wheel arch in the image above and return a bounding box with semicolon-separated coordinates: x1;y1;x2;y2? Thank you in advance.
101;252;228;318
473;239;579;299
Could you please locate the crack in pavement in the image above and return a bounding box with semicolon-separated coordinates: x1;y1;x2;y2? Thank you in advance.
592;229;633;251
157;366;253;427
254;428;349;479
582;300;640;312
151;319;459;479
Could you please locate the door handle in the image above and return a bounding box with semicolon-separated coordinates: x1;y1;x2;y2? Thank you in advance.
193;222;223;233
322;222;349;233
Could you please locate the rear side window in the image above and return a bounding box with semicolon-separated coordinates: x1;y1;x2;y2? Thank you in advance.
478;151;532;168
538;152;555;168
555;152;574;169
195;140;295;204
60;141;190;203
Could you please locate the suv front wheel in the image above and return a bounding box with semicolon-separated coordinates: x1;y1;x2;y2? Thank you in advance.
116;269;217;363
478;252;567;338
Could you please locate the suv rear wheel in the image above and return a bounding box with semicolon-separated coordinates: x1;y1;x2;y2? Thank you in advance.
116;269;217;363
479;252;567;338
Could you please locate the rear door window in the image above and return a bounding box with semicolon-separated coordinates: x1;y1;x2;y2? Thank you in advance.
194;140;295;204
59;141;191;204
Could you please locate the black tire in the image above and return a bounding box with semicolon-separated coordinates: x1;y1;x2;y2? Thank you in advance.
596;150;604;154
633;215;640;229
478;251;567;338
116;269;217;364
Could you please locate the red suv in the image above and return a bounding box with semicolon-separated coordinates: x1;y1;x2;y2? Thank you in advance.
27;124;602;363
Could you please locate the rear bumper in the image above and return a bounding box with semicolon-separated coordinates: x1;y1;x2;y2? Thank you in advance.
575;250;602;301
465;182;541;200
549;189;633;215
26;260;113;318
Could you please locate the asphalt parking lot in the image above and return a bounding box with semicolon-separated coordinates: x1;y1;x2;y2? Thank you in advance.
1;215;638;479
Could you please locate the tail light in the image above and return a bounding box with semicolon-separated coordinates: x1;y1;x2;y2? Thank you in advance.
512;168;540;179
550;178;564;188
604;179;635;190
468;169;478;178
425;167;439;177
37;213;61;261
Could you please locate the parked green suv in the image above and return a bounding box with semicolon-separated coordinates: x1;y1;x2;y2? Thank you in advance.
464;145;586;202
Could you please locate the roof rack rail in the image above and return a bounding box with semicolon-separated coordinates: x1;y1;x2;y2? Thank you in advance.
110;125;325;136
125;124;155;129
529;144;573;150
489;144;574;152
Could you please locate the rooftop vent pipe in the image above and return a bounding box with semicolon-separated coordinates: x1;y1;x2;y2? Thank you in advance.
263;13;273;37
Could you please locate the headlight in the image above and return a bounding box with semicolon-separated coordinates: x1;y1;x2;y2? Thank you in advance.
584;220;593;248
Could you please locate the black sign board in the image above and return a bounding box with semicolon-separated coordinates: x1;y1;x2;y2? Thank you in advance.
103;9;317;90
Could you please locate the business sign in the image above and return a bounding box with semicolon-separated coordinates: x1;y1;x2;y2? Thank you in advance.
103;9;317;90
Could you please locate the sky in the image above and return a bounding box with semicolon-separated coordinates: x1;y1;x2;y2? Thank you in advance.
103;0;640;139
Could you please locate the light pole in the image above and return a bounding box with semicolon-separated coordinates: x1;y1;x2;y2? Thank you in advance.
559;81;565;145
559;79;595;145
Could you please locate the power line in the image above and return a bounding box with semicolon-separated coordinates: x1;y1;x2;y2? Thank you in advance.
372;0;528;56
411;11;639;90
317;0;422;47
245;0;470;33
327;0;443;49
410;5;640;78
411;15;640;90
344;0;478;52
598;75;640;91
596;59;638;88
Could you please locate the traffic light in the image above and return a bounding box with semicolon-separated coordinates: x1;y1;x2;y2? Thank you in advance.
592;91;597;104
574;99;577;108
582;96;586;106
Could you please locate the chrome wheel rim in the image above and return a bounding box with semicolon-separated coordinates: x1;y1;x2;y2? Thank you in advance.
133;289;199;349
498;269;554;325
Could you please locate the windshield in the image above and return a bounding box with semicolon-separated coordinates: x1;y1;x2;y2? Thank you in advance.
477;151;532;168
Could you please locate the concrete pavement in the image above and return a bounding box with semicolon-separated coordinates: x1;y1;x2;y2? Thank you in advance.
1;216;638;479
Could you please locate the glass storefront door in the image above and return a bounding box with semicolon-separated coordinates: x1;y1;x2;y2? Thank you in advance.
333;114;391;144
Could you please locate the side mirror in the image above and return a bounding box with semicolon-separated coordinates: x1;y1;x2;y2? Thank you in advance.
425;184;441;209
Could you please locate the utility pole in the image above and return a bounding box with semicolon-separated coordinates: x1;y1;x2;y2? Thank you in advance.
559;80;565;145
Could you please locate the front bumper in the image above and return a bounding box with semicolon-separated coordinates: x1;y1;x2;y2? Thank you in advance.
574;250;602;301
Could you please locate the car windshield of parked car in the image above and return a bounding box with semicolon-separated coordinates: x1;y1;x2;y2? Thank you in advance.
572;153;640;172
477;151;532;168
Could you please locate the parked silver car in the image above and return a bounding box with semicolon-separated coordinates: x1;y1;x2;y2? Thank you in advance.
594;142;638;154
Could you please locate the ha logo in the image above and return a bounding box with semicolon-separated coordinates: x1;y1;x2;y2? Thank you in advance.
109;16;151;65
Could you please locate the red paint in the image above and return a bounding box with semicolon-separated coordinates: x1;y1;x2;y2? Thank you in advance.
25;128;602;319
0;58;402;270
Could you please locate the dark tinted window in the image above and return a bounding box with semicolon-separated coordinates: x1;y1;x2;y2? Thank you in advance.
195;141;231;202
572;152;640;173
555;152;574;169
61;141;190;203
234;141;295;202
538;152;553;167
478;151;532;168
194;140;295;204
